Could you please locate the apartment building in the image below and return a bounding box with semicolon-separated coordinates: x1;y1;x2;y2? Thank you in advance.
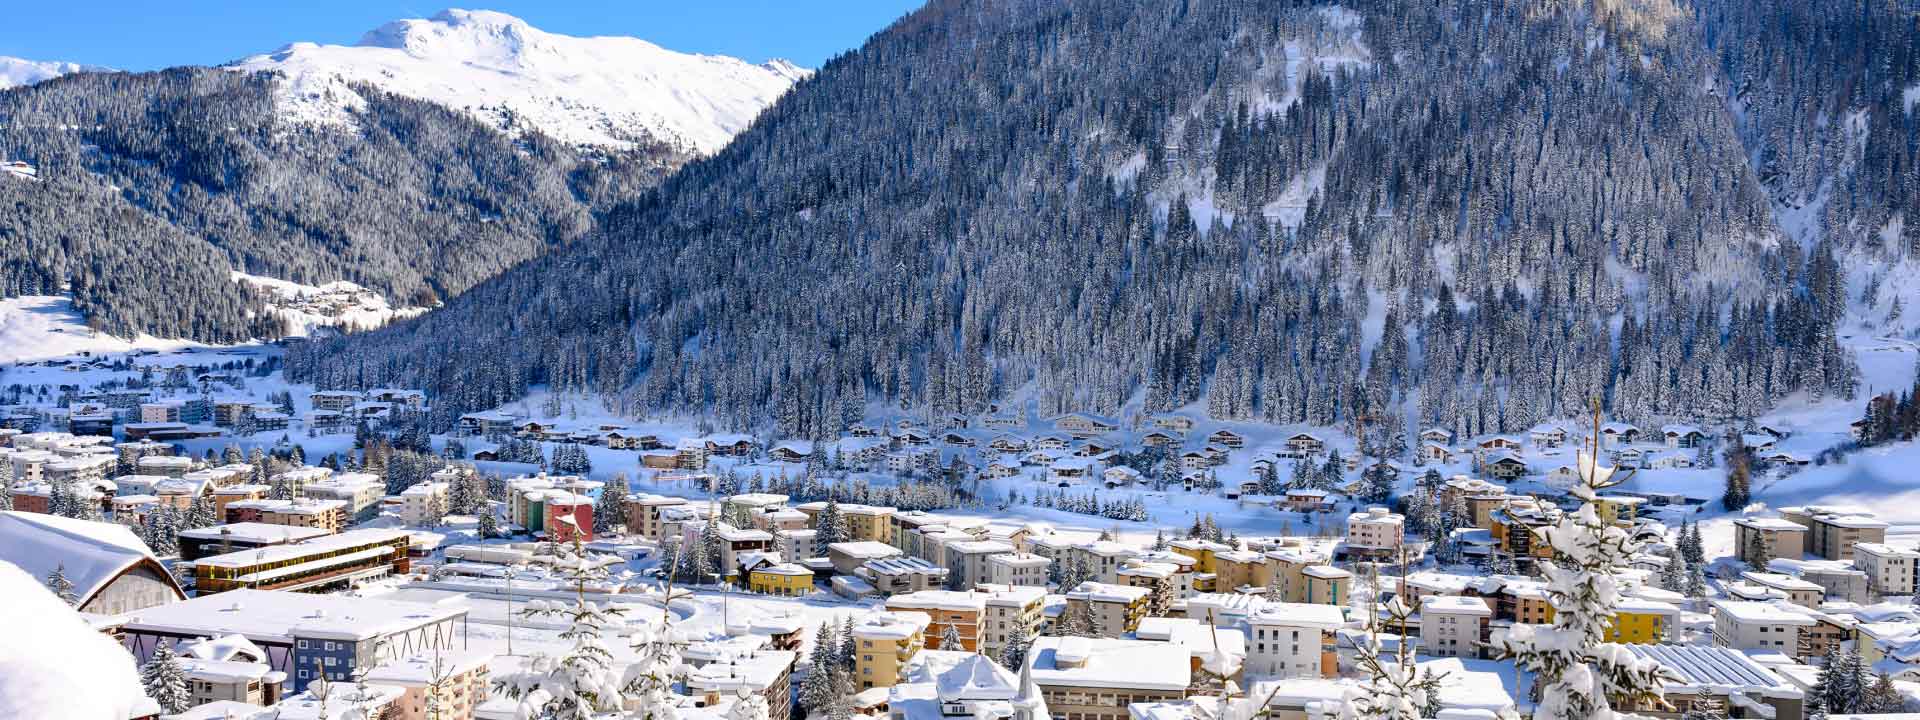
851;612;930;690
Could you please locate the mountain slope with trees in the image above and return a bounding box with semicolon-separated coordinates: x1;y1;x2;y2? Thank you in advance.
291;0;1882;439
0;68;672;340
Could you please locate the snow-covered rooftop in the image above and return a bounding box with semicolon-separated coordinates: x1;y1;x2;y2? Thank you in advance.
0;511;178;608
121;588;465;643
1026;636;1191;691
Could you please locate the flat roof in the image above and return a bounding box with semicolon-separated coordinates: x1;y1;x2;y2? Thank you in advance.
122;588;464;643
1027;636;1191;691
178;523;333;545
195;528;407;569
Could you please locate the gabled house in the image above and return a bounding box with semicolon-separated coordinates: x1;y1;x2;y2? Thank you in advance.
988;434;1030;453
1482;452;1528;480
1284;433;1325;457
1207;429;1246;449
1600;422;1640;448
1419;427;1454;445
1528;425;1568;448
1662;424;1707;449
1053;413;1119;438
1420;442;1457;464
1142;431;1181;448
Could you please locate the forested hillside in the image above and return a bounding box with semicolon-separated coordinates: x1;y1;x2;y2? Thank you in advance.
290;0;1902;441
0;68;674;340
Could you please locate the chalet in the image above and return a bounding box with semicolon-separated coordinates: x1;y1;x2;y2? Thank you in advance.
1103;466;1143;489
1208;429;1246;449
472;448;501;462
1151;415;1196;434
1250;458;1275;475
849;423;883;438
1284;433;1326;457
1662;424;1707;449
941;432;976;447
309;391;362;413
0;511;185;614
1528;425;1568;448
980;412;1023;430
1202;444;1231;464
1760;451;1810;467
1049;458;1094;486
457;411;517;437
1282;489;1334;512
706;435;756;456
934;413;970;430
1477;435;1523;452
1141;430;1180;448
1420;442;1457;464
515;420;550;438
770;442;814;463
1740;434;1777;453
988;435;1030;453
1418;428;1454;445
1600;422;1641;448
986;460;1023;479
1756;424;1790;439
1611;447;1646;469
1483;452;1528;481
1545;464;1580;487
1034;434;1071;451
1022;449;1065;466
1180;451;1212;473
1647;452;1695;470
1230;481;1262;500
893;428;933;446
1075;438;1116;457
1052;413;1119;438
603;431;661;450
838;438;890;467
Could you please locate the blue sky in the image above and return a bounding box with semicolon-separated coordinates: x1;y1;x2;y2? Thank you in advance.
0;2;924;70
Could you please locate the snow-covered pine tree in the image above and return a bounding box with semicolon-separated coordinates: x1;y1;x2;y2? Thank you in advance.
940;622;964;651
999;620;1031;669
491;535;630;719
1341;597;1444;719
800;624;841;714
140;642;191;714
476;510;501;539
813;500;849;556
45;564;77;605
594;473;629;536
1492;406;1681;719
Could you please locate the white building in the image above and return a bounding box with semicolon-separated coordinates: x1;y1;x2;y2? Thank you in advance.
1854;542;1920;598
1421;596;1492;658
986;552;1052;588
1245;602;1346;678
945;540;1016;590
1709;600;1816;652
399;481;451;526
1345;506;1405;557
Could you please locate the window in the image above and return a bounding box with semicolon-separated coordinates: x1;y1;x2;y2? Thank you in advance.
298;640;309;649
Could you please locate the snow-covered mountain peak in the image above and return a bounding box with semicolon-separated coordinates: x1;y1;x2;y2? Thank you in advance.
0;56;107;90
228;8;810;153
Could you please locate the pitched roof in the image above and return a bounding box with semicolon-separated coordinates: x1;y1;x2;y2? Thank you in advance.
0;511;182;607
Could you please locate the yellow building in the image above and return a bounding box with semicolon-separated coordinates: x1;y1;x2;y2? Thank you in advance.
843;504;897;543
1604;599;1680;644
1303;566;1350;606
748;563;816;597
1169;539;1226;574
1594;495;1647;526
851;612;929;690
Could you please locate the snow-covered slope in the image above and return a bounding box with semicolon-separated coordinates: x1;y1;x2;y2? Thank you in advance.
0;56;104;90
0;295;205;363
226;8;808;153
231;272;428;337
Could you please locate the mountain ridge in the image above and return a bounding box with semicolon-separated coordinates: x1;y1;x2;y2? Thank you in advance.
226;8;810;153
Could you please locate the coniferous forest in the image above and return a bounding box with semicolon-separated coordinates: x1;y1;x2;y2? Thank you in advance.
0;69;678;339
285;0;1920;438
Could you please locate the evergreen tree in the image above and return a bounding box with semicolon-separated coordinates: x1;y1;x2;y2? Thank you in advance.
940;622;964;651
813;500;848;556
1722;450;1752;510
140;642;192;715
1493;413;1680;719
44;564;76;605
594;473;629;536
1745;531;1773;572
477;510;501;539
998;621;1031;669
